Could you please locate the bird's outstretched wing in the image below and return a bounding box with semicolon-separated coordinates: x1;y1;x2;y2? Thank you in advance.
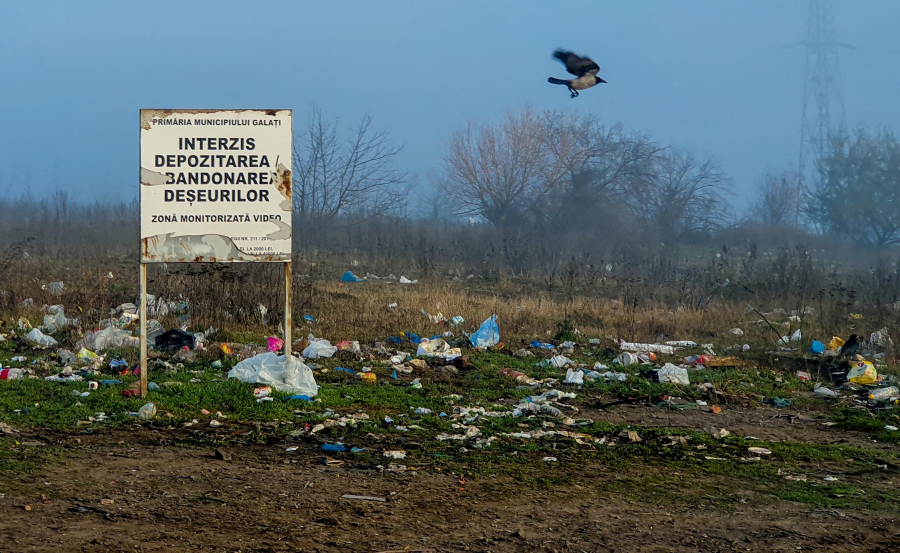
553;49;600;77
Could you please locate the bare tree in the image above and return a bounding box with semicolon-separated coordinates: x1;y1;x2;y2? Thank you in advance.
630;150;733;240
439;109;656;230
750;169;803;227
292;109;407;226
809;127;900;246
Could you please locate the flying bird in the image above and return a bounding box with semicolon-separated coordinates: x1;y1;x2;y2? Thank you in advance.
547;49;606;98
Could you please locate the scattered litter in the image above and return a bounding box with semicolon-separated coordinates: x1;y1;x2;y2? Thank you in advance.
665;340;697;347
228;353;318;396
813;383;839;398
729;328;744;336
341;494;386;502
138;403;157;421
469;315;500;348
267;336;284;352
563;368;584;385
302;335;338;359
322;443;347;452
383;450;406;459
26;328;57;348
748;447;772;455
656;363;690;385
619;341;676;354
340;271;362;283
848;361;877;385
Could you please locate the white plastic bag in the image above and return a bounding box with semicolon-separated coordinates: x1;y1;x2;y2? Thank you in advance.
83;326;138;350
620;341;675;354
563;368;584;385
26;328;58;348
657;363;690;385
228;352;319;396
301;335;337;359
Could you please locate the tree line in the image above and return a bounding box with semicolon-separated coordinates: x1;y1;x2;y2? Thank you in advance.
290;107;900;249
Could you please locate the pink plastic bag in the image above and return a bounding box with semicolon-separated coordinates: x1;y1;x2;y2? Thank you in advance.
267;336;284;353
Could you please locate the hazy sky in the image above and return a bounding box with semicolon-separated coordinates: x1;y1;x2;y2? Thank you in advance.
2;1;899;211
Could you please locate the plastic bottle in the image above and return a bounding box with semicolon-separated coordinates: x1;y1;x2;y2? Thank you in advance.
0;369;25;380
138;403;157;420
869;386;899;403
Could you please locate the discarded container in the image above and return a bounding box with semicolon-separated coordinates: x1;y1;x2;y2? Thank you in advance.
615;352;639;366
138;403;157;421
869;387;899;403
0;369;25;380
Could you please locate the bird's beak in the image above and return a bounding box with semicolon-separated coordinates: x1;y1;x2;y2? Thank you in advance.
598;78;608;83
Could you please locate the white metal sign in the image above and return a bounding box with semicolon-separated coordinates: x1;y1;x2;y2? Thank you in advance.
140;109;292;262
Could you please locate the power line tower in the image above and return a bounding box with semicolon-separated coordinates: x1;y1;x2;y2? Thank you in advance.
798;0;849;182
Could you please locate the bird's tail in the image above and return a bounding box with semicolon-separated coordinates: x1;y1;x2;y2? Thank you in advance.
547;77;569;86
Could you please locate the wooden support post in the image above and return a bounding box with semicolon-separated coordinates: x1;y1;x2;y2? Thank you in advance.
284;261;292;356
139;263;148;398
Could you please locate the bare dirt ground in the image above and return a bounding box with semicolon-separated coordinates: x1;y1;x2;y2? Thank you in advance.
1;428;898;553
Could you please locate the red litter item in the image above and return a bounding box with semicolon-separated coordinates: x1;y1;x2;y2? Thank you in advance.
797;371;810;381
122;389;140;398
499;368;525;379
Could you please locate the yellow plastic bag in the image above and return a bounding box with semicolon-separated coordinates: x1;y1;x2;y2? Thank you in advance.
848;361;877;385
827;336;845;351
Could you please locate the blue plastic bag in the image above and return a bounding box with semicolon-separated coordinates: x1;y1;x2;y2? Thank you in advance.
809;340;825;354
340;271;362;283
470;315;500;348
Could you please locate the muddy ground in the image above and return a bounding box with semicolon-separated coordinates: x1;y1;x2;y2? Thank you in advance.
2;404;898;553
